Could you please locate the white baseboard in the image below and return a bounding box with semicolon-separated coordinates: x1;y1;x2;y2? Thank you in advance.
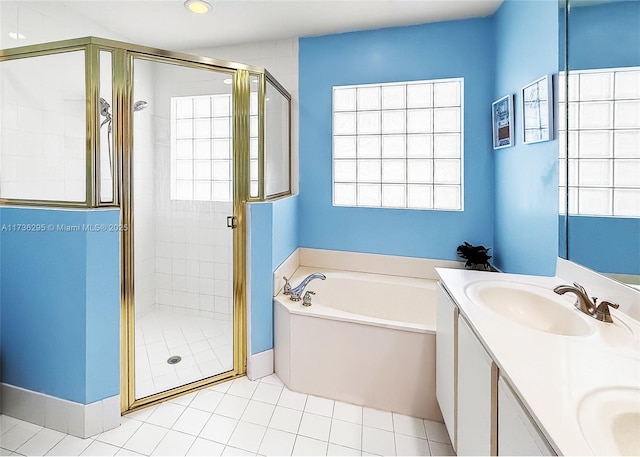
1;383;120;438
246;349;274;381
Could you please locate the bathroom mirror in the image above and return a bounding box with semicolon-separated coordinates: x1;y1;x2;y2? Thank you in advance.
559;0;640;285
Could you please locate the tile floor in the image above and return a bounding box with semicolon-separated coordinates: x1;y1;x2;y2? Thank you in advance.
135;310;234;398
0;374;455;456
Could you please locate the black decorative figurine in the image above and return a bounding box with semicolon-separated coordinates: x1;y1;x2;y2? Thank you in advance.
457;241;492;270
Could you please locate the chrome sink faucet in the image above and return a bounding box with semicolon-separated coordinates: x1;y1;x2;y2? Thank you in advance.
553;282;620;323
283;273;326;301
554;283;595;315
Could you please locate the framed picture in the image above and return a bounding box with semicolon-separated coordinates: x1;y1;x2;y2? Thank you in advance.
492;94;514;149
522;75;553;144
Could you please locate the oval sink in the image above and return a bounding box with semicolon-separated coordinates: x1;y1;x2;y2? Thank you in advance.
578;387;640;456
465;281;593;337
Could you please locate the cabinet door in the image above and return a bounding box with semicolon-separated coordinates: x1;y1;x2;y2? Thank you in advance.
498;377;556;456
457;315;495;456
436;283;457;448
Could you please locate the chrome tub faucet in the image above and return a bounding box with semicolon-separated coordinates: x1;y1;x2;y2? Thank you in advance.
283;273;326;301
553;282;620;323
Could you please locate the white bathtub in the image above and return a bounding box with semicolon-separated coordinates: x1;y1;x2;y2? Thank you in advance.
274;265;443;420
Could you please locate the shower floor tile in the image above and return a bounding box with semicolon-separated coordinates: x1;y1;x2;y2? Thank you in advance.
135;309;233;399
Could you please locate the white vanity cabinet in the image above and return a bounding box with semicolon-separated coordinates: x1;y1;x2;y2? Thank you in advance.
498;377;555;456
457;314;495;456
436;281;555;457
436;283;457;447
436;282;494;455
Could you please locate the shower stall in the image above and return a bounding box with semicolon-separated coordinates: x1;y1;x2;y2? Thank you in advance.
0;37;291;412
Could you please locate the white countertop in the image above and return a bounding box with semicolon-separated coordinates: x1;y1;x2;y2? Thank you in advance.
436;268;640;456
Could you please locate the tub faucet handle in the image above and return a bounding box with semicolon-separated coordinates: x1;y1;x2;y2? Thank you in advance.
302;291;315;307
282;276;292;295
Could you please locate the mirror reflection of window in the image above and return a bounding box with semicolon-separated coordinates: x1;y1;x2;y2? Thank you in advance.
559;67;640;218
560;0;640;283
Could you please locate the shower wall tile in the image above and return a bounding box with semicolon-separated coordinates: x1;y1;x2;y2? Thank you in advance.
153;201;233;318
0;40;299;323
0;51;88;202
150;60;234;319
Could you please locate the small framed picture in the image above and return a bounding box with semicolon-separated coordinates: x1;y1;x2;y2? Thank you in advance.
522;75;553;144
492;94;514;149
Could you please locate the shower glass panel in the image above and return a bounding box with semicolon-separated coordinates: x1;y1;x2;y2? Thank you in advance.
99;50;114;204
265;79;291;197
0;50;86;202
132;57;235;400
1;37;292;411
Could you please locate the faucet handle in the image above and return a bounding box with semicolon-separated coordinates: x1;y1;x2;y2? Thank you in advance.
302;290;315;307
594;300;619;323
573;282;588;296
282;276;292;295
605;301;620;310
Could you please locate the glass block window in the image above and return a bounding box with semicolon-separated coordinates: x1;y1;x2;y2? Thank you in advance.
332;78;464;210
249;90;259;197
171;94;242;202
559;67;640;217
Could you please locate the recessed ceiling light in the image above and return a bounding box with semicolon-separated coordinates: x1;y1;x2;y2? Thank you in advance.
223;78;232;85
184;0;212;14
9;32;26;40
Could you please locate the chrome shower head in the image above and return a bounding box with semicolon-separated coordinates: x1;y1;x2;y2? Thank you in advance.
133;100;149;112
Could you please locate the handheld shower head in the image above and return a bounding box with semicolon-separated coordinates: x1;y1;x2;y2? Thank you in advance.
99;97;112;129
99;97;111;117
133;100;149;112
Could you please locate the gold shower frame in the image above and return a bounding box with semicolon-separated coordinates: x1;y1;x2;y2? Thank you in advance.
0;37;292;413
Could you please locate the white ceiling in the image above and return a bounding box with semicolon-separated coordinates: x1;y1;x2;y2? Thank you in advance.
3;0;504;51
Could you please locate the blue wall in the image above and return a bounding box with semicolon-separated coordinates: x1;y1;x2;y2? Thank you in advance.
493;0;559;275
249;203;273;355
0;208;120;404
564;0;640;275
568;0;640;71
0;197;294;398
84;211;121;402
249;196;298;355
568;216;640;275
298;19;495;261
272;196;299;270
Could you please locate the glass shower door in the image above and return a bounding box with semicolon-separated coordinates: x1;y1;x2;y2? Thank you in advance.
131;57;235;400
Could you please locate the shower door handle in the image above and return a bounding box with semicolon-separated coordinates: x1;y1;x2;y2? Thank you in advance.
226;216;238;229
